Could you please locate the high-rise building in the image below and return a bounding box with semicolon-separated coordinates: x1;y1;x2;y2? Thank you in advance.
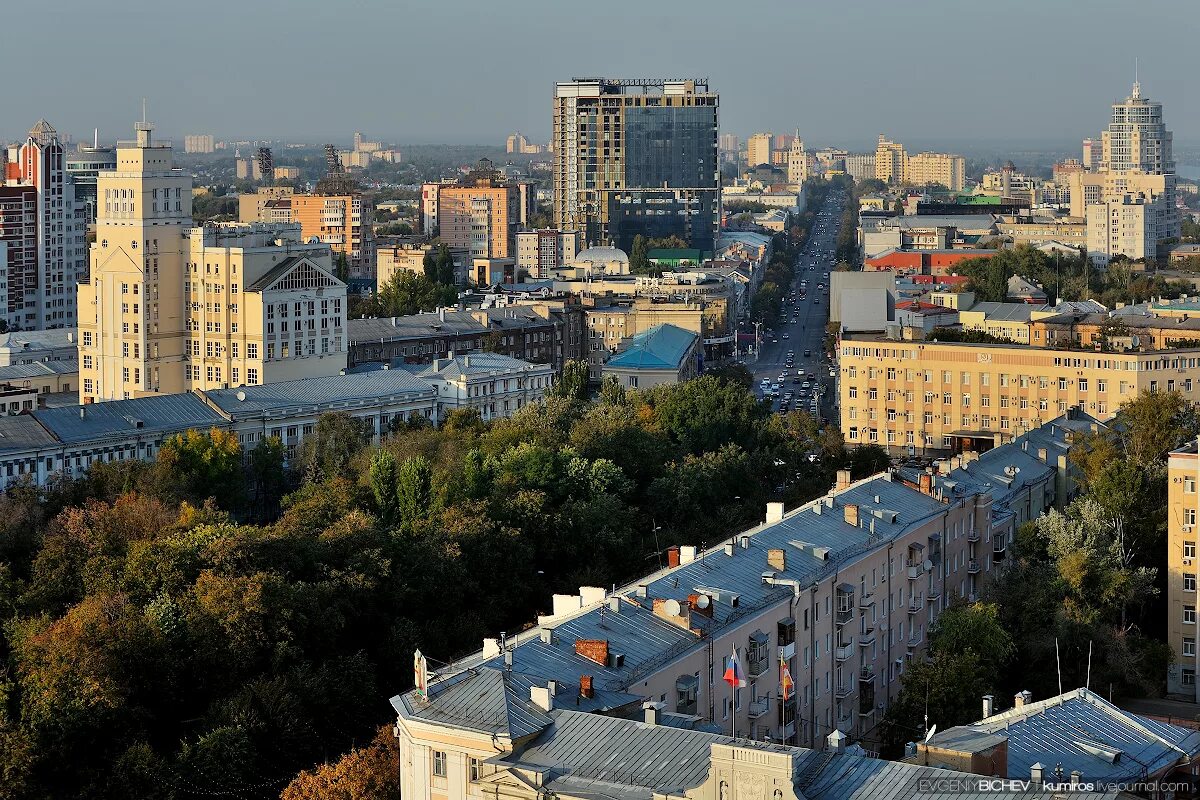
0;186;37;330
874;134;907;184
553;78;719;253
66;138;117;225
905;152;966;191
1101;81;1173;174
1168;440;1200;699
516;229;583;278
506;132;528;153
4;120;87;329
1082;138;1100;170
718;133;739;154
844;154;876;183
290;192;375;282
78;123;348;403
183;134;215;154
786;137;808;186
422;159;527;262
746;132;773;167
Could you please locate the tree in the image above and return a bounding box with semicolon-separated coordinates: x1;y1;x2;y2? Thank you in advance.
422;243;457;287
248;435;286;520
629;234;650;274
280;725;399;800
396;456;432;525
369;449;400;525
550;359;589;402
153;428;245;510
293;413;371;483
333;252;349;283
373;271;455;317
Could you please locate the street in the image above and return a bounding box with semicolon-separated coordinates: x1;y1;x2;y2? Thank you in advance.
744;188;848;423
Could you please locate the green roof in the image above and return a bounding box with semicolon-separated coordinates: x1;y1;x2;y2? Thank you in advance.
647;248;711;263
957;195;1004;205
606;324;697;370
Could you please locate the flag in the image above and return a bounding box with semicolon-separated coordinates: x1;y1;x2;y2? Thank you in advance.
780;652;794;701
723;648;747;689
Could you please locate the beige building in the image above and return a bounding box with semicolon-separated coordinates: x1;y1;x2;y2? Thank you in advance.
1085;193;1161;263
956;302;1056;345
905;152;966;191
874;135;906;184
238;186;294;224
844;153;876;183
601;323;700;389
289;192;375;282
785;137;807;186
183;134;214;154
837;338;1200;455
1168;440;1200;698
404;352;555;423
994;215;1087;249
747;132;773;167
515;229;582;279
78;124;348;403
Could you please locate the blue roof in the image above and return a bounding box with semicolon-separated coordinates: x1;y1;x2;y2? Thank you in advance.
605;324;697;371
33;393;225;446
203;369;435;420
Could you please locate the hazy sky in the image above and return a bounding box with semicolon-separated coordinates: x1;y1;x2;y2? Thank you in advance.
6;0;1198;150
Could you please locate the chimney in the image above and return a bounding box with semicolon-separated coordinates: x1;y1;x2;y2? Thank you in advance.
904;742;918;758
1037;447;1047;463
844;504;859;528
643;701;663;725
1014;690;1032;708
575;638;609;666
724;542;735;555
982;694;995;719
767;548;786;572
579;675;594;699
739;536;749;549
919;473;932;495
1030;763;1044;786
666;546;681;568
835;469;852;490
766;501;785;524
1070;770;1082;786
539;627;555;645
530;685;553;712
438;306;446;322
826;729;847;753
680;545;698;564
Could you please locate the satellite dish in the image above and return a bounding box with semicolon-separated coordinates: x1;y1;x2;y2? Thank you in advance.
695;594;711;610
922;559;933;573
924;724;938;742
235;390;247;402
664;599;682;616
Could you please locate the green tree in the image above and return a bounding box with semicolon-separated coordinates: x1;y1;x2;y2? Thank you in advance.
369;449;400;525
374;271;455;317
422;243;457;286
153;428;245;510
293;412;371;483
629;234;650;274
550;359;590;401
396;456;432;525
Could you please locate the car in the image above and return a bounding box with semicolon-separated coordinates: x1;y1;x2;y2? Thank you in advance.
792;376;802;384
804;349;811;357
802;382;811;390
782;333;790;339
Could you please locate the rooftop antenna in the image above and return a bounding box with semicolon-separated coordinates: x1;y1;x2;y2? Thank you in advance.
93;128;98;149
1133;58;1141;99
1055;636;1063;696
1086;640;1093;690
141;98;147;124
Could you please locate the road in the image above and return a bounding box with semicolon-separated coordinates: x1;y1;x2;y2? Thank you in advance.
742;188;848;423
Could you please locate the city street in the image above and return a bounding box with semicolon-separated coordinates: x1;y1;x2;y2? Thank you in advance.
744;188;847;423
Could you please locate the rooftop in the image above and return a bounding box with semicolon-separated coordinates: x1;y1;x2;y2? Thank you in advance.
0;360;79;382
605;324;698;370
34;393;226;447
963;302;1051;322
202;368;435;420
405;353;551;382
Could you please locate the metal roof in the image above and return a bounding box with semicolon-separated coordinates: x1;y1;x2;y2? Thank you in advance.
202;369;434;420
33;393;226;446
965;302;1050;322
605;324;697;370
0;415;60;454
0;360;78;381
401;668;554;740
0;329;77;354
406;353;549;381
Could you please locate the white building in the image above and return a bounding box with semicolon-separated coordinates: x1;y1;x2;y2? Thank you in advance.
1085;193;1160;264
402;353;554;422
516;229;582;279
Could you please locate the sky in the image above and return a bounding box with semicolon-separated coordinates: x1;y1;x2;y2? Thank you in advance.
5;0;1198;151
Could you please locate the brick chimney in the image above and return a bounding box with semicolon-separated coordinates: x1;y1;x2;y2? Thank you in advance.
575;638;609;666
767;548;787;571
844;504;859;528
579;675;594;699
836;469;852;491
919;473;932;495
1014;689;1032;708
666;546;680;568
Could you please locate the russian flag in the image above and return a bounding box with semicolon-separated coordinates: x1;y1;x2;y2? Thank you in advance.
723;648;747;689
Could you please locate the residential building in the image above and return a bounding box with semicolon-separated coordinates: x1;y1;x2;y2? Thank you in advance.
994;215;1087;250
1101;81;1174;175
402;353;554;422
957;302;1053;344
516;229;582;279
1082;137;1100;170
1005;275;1048;304
234;151;262;180
1168;438;1200;698
786;137;807;186
4;120;88;329
376;239;468;288
916;687;1200;788
893;301;959;337
718;133;739;155
860;215;997;259
905;152;966;191
874;134;906;184
238;186;294;223
0;185;36;329
289;191;375;282
0;359;78;406
747;132;773;167
0;368;437;488
506;132;528;153
1085;193;1159;262
553;78;719;253
601;323;700;388
863;248;988;274
66;140;117;225
389;418;1089;772
272;166;300;180
420;159;527;260
844;154;876;183
0;328;78;365
838;337;1197;455
183;134;215;154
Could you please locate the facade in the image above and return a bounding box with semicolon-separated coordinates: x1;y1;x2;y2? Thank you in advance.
403;353;554;422
183;135;215;154
237;186;294;223
515;229;582;279
5;120;88;329
289;192;375;282
1168;440;1200;698
837;338;1200;455
905;152;966;191
376;239;468;288
390;420;1085;767
874;135;906;184
1085;193;1158;262
747;132;773;167
553;78;720;253
0;185;37;329
601;323;700;388
844;154;875;183
0;368;438;489
66;143;117;225
421;161;531;261
957;302;1053;345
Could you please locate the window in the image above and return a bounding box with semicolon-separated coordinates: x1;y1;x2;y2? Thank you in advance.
432;751;447;778
1185;638;1197;658
468;757;482;782
1188;574;1198;592
1188;509;1198;527
1188;541;1198;559
1187;477;1197;494
1185;606;1196;624
1185;669;1196;686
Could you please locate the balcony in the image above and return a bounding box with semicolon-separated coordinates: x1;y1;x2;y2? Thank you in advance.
858;629;876;646
968;592;978;603
858;593;874;610
967;529;980;543
748;698;770;719
835;641;854;661
993;538;1006;555
907;631;923;649
859;665;874;682
779;641;796;661
747;658;769;680
908;594;923;614
782;721;796;740
968;559;981;574
907;563;921;580
835;682;853;700
835;607;853;627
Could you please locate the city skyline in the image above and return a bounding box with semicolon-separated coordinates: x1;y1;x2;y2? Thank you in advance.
8;0;1199;148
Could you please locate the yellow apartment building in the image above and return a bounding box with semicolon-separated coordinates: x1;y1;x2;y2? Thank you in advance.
1167;441;1200;699
874;135;906;184
905;152;966;192
289;192;375;282
238;186;294;223
838;338;1200;455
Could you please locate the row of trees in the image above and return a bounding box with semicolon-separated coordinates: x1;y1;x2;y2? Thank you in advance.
881;391;1198;753
0;371;892;799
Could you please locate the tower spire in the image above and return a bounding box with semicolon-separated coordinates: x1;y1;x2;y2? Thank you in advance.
1132;58;1141;99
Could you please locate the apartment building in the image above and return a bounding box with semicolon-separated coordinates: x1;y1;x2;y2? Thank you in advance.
786;137;808;186
389;417;1081;786
289;192;375;282
837;338;1200;455
420;160;529;260
1085;193;1160;262
0;185;37;328
1168;440;1200;698
183;135;215;154
376;239;469;288
747;132;773;167
874;135;906;184
515;229;582;278
66;142;117;225
554;78;719;253
905;152;966;191
844;154;875;183
237;186;294;224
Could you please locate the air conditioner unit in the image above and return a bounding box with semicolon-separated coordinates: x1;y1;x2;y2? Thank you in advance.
1185;525;1194;533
